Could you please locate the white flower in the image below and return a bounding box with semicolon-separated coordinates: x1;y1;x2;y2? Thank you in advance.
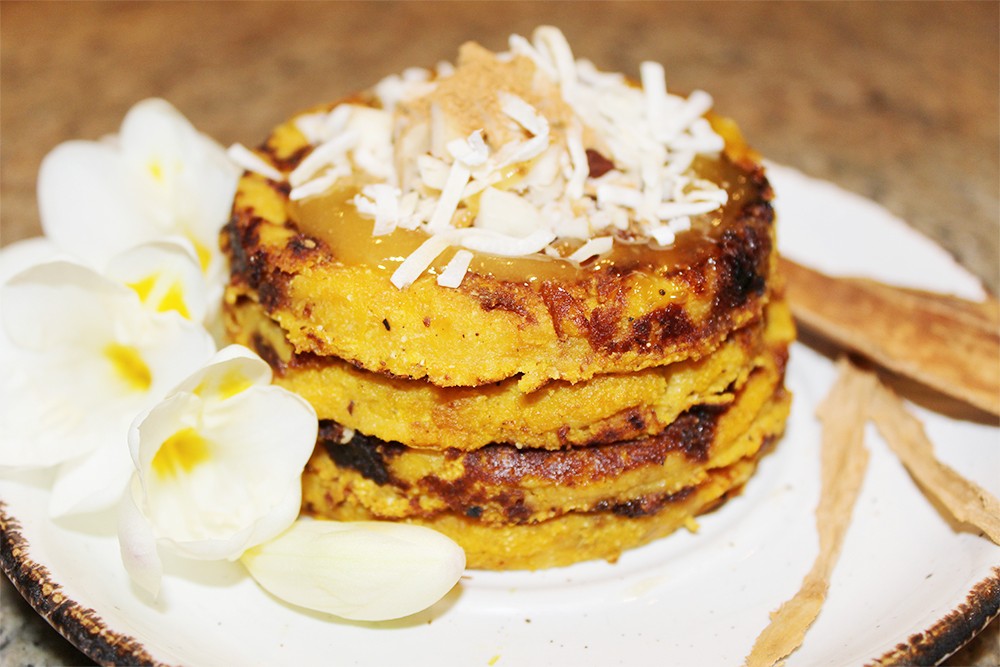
0;237;66;285
37;98;240;291
105;240;210;325
119;345;318;596
242;519;466;621
0;246;215;516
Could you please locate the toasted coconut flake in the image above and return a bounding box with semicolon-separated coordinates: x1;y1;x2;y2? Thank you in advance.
356;184;402;236
447;130;489;167
226;143;284;182
745;358;876;667
474;187;545;238
289;170;344;202
656;199;725;219
389;234;452;289
290;131;357;188
869;381;1000;544
437;249;473;288
456;228;555;257
427;161;471;232
567;236;613;263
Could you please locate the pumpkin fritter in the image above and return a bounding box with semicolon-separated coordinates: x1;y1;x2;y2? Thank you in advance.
227;297;792;450
301;353;789;567
311;454;767;570
222;88;777;393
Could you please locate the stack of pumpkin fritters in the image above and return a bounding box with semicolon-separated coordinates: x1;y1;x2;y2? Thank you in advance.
221;30;793;569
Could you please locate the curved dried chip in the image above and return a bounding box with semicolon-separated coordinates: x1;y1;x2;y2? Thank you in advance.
745;358;876;667
869;381;1000;544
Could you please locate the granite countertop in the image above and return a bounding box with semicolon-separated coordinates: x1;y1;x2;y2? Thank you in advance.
1;3;997;665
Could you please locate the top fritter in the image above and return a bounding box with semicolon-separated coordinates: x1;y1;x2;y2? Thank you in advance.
222;27;778;390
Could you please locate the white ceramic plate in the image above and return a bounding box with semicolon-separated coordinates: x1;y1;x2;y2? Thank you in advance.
2;165;998;666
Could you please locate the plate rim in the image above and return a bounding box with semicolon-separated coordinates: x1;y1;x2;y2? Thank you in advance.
0;501;165;667
3;496;999;666
870;566;999;666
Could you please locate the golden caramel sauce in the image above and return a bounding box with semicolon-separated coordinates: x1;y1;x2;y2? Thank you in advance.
291;154;757;285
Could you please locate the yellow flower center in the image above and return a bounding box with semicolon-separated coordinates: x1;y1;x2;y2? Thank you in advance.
192;238;212;272
218;369;253;400
104;343;153;392
152;427;212;478
128;274;191;320
194;368;253;401
148;160;165;183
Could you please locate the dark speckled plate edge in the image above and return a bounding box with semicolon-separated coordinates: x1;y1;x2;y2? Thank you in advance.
868;566;1000;667
1;497;998;667
0;501;171;667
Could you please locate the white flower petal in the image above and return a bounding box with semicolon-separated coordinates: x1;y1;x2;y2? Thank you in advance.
0;350;102;467
162;481;302;564
49;435;134;517
171;344;273;400
120;99;237;224
38;141;148;268
241;520;466;621
2;261;136;349
0;237;68;287
40;99;238;284
119;475;164;597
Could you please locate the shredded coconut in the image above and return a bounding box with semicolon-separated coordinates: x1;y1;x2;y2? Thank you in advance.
227;143;284;181
285;26;731;288
437;249;474;288
567;236;614;264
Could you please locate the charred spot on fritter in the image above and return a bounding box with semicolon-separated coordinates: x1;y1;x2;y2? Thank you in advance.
250;331;285;375
470;282;536;323
256;272;290;312
663;403;728;462
319;423;400;485
597;485;697;518
714;221;770;311
538;282;590;341
288;234;320;258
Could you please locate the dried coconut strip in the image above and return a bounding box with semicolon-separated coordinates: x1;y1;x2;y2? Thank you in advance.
656;200;724;219
390;234;452;289
567;236;613;264
289;169;344;202
290;131;358;187
564;119;588;200
427;161;471;232
437;249;473;288
226;143;284;182
869;382;1000;544
745;358;876;667
533;26;577;90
